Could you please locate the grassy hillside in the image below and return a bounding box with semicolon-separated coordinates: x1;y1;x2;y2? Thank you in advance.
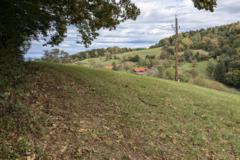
1;63;240;159
181;61;208;77
78;47;161;67
75;46;238;94
151;22;240;88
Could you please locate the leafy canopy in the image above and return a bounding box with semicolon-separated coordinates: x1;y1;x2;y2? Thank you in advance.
193;0;217;12
0;0;217;57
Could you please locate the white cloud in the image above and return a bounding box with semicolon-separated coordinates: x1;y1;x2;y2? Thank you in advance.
26;0;240;59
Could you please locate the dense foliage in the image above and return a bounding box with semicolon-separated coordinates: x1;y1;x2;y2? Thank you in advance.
40;47;146;63
0;0;218;88
41;49;71;63
0;0;216;59
71;47;143;61
0;0;140;88
0;0;140;51
151;22;240;88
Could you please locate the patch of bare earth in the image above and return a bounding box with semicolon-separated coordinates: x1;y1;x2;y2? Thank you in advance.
18;68;157;160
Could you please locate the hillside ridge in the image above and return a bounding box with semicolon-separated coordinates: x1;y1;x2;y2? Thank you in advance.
1;63;240;159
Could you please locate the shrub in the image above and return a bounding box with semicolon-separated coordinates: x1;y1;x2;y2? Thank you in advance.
206;59;217;78
214;62;226;83
157;66;165;77
191;76;235;92
112;62;119;71
163;60;173;68
224;70;240;88
123;62;134;71
146;68;159;77
192;60;197;68
160;47;174;60
105;54;113;61
188;69;198;78
128;55;140;62
165;68;175;80
92;62;104;68
113;55;120;60
179;73;190;82
138;57;146;66
183;50;195;62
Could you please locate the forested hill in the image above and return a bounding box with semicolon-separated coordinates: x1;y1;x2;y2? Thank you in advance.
150;22;240;51
40;22;240;89
70;47;145;60
151;22;240;88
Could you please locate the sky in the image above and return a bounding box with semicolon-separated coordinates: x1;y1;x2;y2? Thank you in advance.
26;0;240;59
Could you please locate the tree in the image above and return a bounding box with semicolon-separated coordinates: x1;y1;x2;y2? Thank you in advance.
145;55;156;68
181;37;193;49
183;50;194;62
207;59;217;78
60;50;70;63
0;0;140;62
112;62;118;71
128;55;140;62
225;70;240;88
214;62;226;83
0;0;217;57
41;49;71;63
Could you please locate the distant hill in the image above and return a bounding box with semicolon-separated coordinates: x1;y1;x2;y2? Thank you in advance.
40;22;240;89
70;47;145;61
151;22;240;89
150;22;240;51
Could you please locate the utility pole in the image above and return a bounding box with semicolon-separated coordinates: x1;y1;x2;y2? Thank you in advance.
175;15;180;82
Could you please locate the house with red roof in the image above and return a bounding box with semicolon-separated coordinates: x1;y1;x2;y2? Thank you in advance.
132;67;147;75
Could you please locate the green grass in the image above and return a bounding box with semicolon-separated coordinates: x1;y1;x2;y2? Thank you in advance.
79;47;161;67
180;61;238;93
2;63;240;159
181;61;208;77
78;47;238;94
117;47;161;58
51;63;240;159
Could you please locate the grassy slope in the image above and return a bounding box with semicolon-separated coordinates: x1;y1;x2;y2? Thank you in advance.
51;64;240;159
180;61;239;93
2;63;240;159
181;61;208;77
78;47;238;94
79;47;161;67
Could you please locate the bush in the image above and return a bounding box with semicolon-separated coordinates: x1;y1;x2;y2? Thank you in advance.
165;68;175;80
163;60;173;68
192;60;197;68
122;62;135;71
157;66;165;77
112;62;119;71
206;59;217;78
128;55;140;62
214;62;226;83
179;73;190;82
160;47;174;60
157;60;175;80
0;54;25;89
146;68;159;77
224;70;240;87
191;76;235;92
183;50;195;62
105;54;113;61
188;69;198;78
113;55;120;60
138;57;146;66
